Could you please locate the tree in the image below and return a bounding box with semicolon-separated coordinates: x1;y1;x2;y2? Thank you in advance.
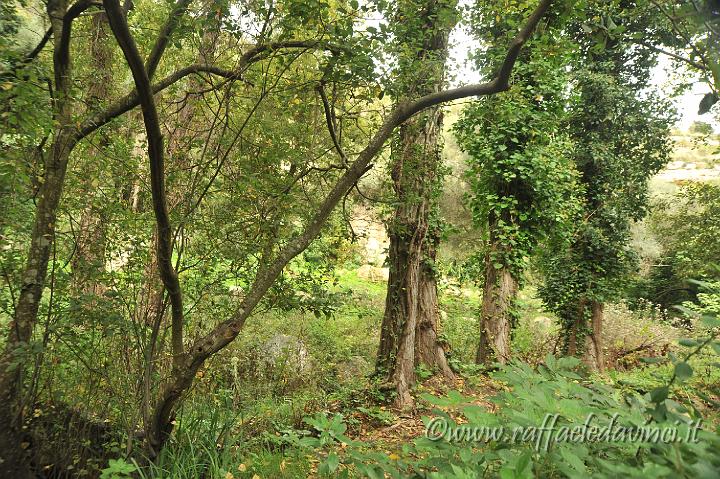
539;8;674;370
105;0;558;456
453;4;579;365
689;120;715;135
376;0;457;408
0;0;359;471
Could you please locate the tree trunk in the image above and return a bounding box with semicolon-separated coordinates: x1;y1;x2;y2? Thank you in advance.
415;230;454;375
376;0;457;407
72;11;112;296
476;249;518;365
583;301;604;371
0;1;74;475
565;299;586;357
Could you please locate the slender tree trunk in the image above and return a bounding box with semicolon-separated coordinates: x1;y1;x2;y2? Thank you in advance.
0;1;73;475
583;301;604;371
476;245;518;365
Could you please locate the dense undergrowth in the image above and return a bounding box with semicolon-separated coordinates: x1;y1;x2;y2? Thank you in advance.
86;270;720;479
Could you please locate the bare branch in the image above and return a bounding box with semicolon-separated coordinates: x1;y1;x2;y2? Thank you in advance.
630;39;708;72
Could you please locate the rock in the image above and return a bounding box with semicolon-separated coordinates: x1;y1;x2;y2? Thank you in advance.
260;334;309;372
356;264;389;282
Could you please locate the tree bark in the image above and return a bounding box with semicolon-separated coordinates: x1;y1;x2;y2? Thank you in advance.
0;0;77;475
476;247;518;365
583;301;604;371
376;0;456;408
71;11;112;296
415;230;454;374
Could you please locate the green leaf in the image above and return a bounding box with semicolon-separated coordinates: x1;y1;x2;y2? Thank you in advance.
674;362;693;382
326;452;340;473
650;386;669;403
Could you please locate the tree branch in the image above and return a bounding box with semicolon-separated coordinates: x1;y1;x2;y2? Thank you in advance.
316;82;348;164
630;39;707;72
145;0;194;80
54;0;101;87
26;28;53;62
103;0;185;368
76;41;345;141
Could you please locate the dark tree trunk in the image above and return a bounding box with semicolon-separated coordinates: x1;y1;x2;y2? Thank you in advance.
0;1;75;475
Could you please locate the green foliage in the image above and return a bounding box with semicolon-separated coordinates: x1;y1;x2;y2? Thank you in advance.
539;36;674;347
652;183;720;281
298;345;720;478
100;458;138;479
453;28;580;279
630;183;720;314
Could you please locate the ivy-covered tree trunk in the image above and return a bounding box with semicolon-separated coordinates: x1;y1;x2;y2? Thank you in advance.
565;298;585;357
415;228;454;370
564;299;603;371
476;248;518;365
377;0;456;407
378;109;454;406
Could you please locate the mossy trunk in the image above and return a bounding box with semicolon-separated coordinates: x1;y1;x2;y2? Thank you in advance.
476;250;517;365
583;301;604;371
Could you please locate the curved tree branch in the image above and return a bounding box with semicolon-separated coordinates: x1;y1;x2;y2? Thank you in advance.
630;39;708;72
103;0;185;367
76;40;347;141
316;82;348;164
25;28;53;62
145;0;194;80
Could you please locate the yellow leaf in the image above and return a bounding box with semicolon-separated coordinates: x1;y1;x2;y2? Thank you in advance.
388;453;400;460
225;472;234;479
252;475;261;479
238;464;247;472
